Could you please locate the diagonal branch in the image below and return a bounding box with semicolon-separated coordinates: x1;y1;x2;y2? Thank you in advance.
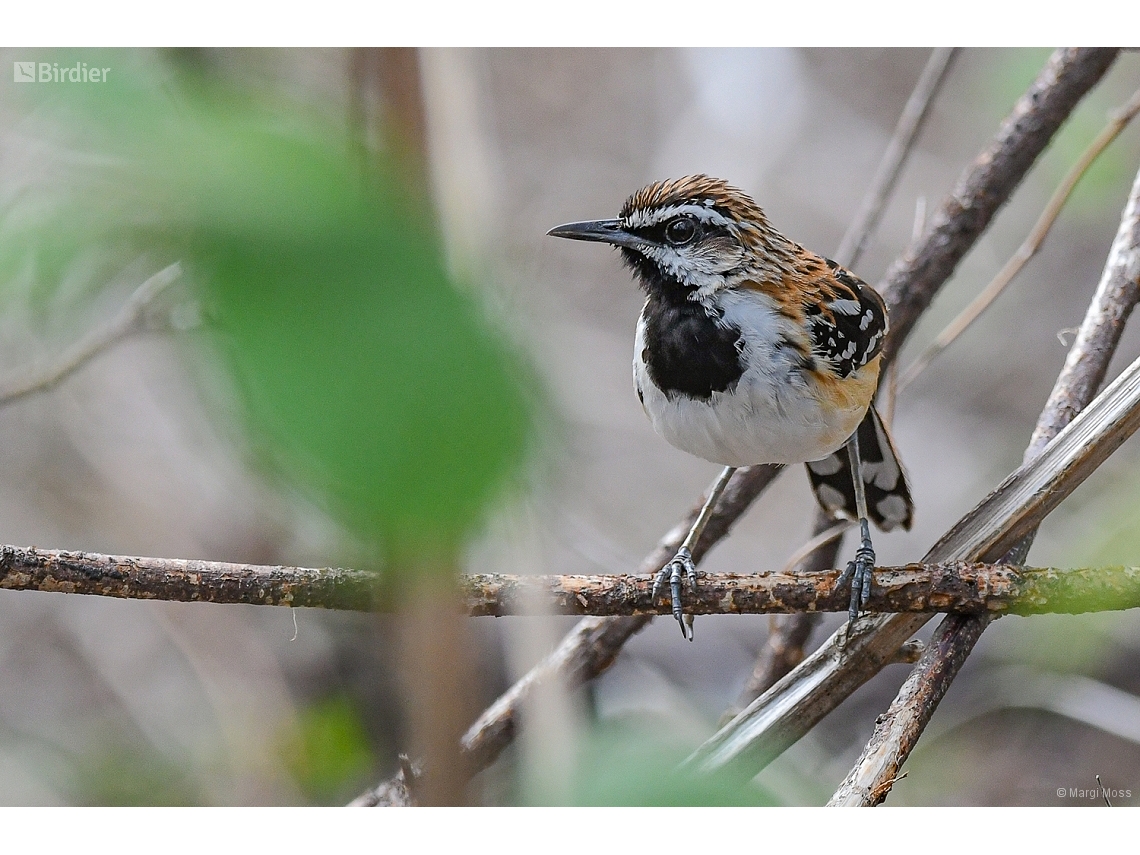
834;47;960;271
449;46;1120;783
899;87;1140;391
461;462;782;770
829;157;1140;806
878;47;1120;368
741;47;959;712
688;340;1140;777
681;46;1120;781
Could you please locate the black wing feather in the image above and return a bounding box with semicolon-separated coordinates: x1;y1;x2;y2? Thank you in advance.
804;404;913;532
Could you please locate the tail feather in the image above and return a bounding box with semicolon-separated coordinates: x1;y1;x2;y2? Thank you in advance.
804;404;913;532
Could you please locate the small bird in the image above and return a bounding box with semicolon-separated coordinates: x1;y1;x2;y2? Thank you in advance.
549;175;912;640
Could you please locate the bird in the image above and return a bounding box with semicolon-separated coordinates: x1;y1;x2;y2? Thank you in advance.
548;174;912;640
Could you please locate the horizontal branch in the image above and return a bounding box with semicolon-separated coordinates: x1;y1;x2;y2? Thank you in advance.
3;543;1139;619
462;566;1140;617
0;544;386;611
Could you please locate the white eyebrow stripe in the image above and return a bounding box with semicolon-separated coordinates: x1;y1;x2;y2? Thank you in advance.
624;203;735;230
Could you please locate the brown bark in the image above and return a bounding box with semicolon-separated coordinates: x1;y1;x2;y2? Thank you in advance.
830;157;1140;807
6;542;1140;620
687;47;1122;785
879;47;1121;367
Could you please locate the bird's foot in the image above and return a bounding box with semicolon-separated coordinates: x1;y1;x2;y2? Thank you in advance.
653;547;697;641
836;518;875;632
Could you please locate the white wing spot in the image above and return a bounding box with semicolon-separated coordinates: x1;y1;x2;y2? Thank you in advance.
876;495;910;531
815;483;847;511
807;454;844;476
862;457;900;491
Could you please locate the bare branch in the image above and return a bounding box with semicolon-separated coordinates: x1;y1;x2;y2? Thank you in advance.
463;564;1140;617
681;46;1121;782
899;87;1140;390
348;755;419;806
0;262;184;406
834;47;960;270
1027;171;1140;459
879;47;1120;367
0;543;386;610
829;158;1140;806
443;47;1121;789
8;549;1140;621
688;340;1140;776
728;613;822;724
460;613;649;770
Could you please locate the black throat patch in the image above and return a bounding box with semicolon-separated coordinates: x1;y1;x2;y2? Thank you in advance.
639;292;745;402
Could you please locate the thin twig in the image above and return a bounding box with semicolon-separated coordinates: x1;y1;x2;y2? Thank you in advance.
879;48;1121;368
778;520;854;578
353;47;1119;804
829;159;1140;806
737;49;958;717
899;87;1140;391
0;262;183;406
681;47;1120;783
834;47;960;270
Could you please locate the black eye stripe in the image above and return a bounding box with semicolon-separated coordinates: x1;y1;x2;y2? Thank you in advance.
629;214;727;247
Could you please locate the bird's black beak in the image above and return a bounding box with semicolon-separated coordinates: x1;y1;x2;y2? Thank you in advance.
547;218;643;249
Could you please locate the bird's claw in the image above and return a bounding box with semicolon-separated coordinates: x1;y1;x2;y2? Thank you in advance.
653;547;697;641
836;518;875;632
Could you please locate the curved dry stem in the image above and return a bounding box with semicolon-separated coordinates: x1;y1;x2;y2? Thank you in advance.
898;88;1140;391
0;262;183;406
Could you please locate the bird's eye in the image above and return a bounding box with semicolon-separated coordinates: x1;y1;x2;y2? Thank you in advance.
664;216;698;246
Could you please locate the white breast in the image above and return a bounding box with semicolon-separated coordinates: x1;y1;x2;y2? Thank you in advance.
633;289;871;467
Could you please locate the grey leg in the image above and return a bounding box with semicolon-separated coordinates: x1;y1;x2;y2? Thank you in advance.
835;432;875;628
653;466;736;641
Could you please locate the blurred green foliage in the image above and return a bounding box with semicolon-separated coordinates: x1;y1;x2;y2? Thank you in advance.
5;49;537;566
988;49;1139;221
282;694;376;804
74;737;202;806
560;722;778;806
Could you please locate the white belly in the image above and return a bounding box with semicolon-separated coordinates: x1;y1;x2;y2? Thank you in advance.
633;291;871;467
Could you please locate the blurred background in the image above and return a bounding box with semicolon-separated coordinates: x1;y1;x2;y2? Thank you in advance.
1;47;1140;806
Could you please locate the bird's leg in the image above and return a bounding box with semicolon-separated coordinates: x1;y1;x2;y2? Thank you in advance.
835;431;875;629
653;465;736;641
